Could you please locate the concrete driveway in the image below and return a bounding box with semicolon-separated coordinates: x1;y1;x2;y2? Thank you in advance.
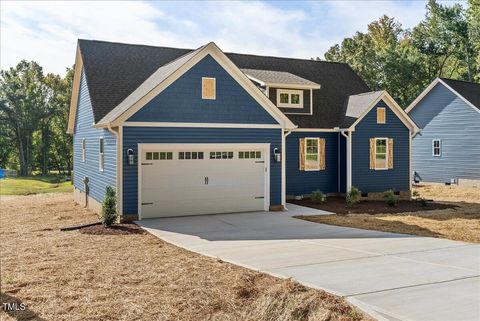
137;206;480;321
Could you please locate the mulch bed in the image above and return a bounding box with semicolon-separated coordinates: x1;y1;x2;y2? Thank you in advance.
289;196;457;214
78;223;146;235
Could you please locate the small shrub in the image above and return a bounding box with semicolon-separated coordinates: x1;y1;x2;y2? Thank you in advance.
384;190;398;207
311;190;326;203
412;190;428;207
346;186;360;206
101;186;117;227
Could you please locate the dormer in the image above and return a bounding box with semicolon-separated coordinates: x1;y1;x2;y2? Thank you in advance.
241;69;320;115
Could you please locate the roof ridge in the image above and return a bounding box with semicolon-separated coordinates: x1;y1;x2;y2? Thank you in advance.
78;38;195;52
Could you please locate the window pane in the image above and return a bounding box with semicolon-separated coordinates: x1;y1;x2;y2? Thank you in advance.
146;152;152;160
291;94;300;104
160;152;166;160
185;152;191;159
256;151;261;158
192;152;198;159
167;152;173;160
210;152;215;159
153;152;159;160
198;152;203;159
239;152;244;159
280;93;289;104
228;152;233;159
179;152;184;160
216;152;221;159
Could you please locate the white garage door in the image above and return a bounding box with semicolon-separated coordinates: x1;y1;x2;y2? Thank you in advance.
139;144;269;219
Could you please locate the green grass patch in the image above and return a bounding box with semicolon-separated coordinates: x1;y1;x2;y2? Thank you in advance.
0;176;72;195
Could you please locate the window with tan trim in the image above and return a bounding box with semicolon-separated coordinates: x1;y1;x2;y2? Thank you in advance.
202;77;216;99
377;107;386;124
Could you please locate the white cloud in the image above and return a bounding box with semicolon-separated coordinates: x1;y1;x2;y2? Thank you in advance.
0;0;468;76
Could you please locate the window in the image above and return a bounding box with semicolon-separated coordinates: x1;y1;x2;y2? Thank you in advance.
209;151;234;159
239;151;262;159
179;152;204;160
202;77;216;99
377;107;386;124
146;152;173;160
305;138;319;170
432;139;441;156
99;138;104;171
375;138;388;169
82;138;86;162
276;89;303;108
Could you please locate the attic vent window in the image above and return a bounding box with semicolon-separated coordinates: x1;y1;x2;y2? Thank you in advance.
277;89;303;108
202;77;216;100
377;107;386;124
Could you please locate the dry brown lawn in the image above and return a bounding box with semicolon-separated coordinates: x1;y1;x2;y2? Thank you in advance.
0;193;369;321
299;185;480;243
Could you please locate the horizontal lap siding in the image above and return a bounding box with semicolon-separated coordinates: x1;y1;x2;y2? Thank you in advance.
352;100;410;193
127;55;278;124
286;132;339;195
410;83;480;182
122;127;282;215
73;70;116;203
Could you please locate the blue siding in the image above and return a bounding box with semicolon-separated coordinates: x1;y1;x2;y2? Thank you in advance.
127;55;278;124
286;132;340;195
122;127;282;215
73;70;116;203
352;100;410;193
410;83;480;182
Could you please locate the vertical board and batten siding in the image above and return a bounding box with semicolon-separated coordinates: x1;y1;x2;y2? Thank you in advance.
409;83;480;182
122;127;282;215
73;70;116;202
127;54;278;124
352;100;410;192
285;132;339;195
269;88;311;114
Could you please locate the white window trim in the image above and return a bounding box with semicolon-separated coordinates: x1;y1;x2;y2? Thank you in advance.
374;137;389;170
304;137;320;171
377;107;386;124
99;137;104;171
277;89;303;108
432;139;441;157
202;77;216;100
82;138;86;162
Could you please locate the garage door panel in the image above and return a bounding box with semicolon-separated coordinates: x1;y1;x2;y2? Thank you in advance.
140;145;268;218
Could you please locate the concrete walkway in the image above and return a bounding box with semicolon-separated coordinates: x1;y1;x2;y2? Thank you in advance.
137;206;480;321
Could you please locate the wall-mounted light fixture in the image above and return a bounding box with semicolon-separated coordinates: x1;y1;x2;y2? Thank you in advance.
127;149;135;165
273;148;281;162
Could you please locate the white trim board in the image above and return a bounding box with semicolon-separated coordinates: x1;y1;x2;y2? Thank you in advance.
137;143;271;220
120;122;282;129
96;42;296;130
66;45;84;134
406;78;480;114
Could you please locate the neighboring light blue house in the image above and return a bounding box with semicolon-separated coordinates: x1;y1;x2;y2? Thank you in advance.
407;78;480;185
67;40;419;221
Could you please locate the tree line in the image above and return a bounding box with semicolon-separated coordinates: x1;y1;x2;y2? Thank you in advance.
0;0;478;176
321;0;479;107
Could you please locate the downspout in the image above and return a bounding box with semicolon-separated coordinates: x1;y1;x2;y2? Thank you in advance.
106;123;121;218
340;130;352;192
282;128;294;210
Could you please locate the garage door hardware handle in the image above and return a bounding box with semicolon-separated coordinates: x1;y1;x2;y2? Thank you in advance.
141;202;153;205
141;162;153;165
255;196;264;199
255;161;264;163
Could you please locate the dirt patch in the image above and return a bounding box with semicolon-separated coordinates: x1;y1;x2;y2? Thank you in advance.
1;193;370;321
289;196;455;214
297;186;480;243
78;223;145;235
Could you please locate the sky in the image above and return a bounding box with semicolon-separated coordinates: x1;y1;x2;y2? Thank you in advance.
0;0;467;76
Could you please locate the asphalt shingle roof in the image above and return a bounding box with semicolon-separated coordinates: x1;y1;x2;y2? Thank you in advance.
240;68;320;87
77;39;371;128
441;78;480;110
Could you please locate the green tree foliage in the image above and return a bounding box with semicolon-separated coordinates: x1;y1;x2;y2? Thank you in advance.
324;0;479;107
0;61;73;175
